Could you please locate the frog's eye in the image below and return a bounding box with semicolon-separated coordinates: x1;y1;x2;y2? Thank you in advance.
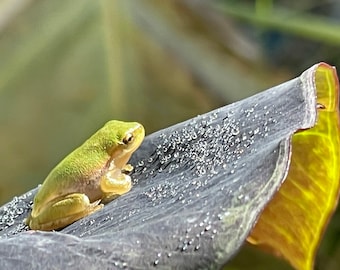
123;133;134;145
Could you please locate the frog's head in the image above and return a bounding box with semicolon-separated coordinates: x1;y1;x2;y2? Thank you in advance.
95;120;145;169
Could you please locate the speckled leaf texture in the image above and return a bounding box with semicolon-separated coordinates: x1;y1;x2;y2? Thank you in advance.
0;64;326;269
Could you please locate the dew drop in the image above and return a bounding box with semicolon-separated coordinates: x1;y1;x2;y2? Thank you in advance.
231;127;240;136
137;160;144;166
205;225;212;231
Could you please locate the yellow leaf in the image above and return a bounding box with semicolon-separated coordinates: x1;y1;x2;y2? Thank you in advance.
248;63;340;270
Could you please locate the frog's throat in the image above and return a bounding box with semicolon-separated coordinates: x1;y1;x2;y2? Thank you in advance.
107;144;137;170
112;151;132;169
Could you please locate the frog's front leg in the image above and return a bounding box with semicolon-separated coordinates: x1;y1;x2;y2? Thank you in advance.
27;193;103;231
100;168;132;203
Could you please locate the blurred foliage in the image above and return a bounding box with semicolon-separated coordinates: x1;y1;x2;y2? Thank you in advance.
0;0;340;269
218;0;340;73
0;0;283;205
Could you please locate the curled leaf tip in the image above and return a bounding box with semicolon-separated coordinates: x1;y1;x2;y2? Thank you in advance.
248;62;340;270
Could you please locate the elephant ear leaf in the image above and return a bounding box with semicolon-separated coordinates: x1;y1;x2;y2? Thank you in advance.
248;63;340;270
0;64;336;270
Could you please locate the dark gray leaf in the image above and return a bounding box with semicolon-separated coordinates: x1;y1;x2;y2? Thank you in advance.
0;66;318;269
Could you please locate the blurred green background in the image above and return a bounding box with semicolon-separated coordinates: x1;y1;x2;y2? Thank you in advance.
0;0;339;269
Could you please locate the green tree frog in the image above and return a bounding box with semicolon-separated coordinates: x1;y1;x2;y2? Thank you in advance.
26;120;145;231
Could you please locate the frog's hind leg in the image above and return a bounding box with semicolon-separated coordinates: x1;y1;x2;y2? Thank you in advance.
28;193;103;231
